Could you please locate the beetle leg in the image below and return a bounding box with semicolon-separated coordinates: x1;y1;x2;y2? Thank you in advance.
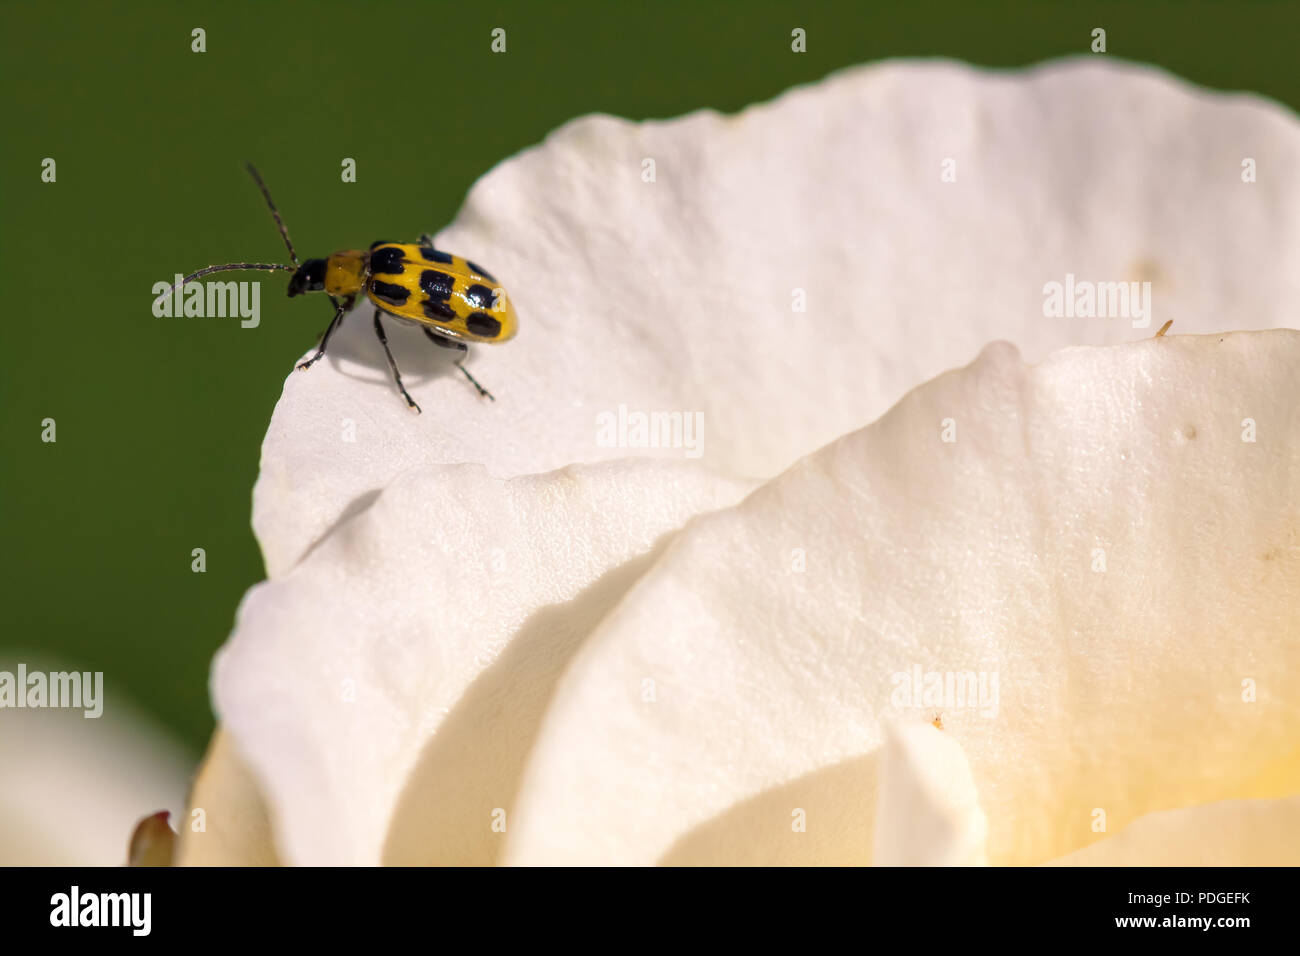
374;311;421;413
422;327;495;401
296;293;354;371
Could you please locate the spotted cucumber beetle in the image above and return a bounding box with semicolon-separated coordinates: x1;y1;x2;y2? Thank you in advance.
157;164;515;410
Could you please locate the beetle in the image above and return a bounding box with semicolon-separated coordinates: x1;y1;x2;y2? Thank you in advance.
157;164;515;410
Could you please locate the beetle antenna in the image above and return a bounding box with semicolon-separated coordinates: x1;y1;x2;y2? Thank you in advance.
245;163;299;267
154;262;294;308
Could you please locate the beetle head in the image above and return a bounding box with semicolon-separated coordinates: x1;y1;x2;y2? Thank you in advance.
287;258;328;297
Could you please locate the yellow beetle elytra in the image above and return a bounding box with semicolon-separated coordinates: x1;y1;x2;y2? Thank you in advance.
158;164;515;410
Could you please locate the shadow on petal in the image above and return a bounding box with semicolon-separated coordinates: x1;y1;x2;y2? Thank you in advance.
659;752;879;866
382;541;670;865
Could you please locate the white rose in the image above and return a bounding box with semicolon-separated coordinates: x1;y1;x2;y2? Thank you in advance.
176;59;1300;866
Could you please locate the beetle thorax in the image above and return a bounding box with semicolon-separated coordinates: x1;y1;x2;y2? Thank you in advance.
324;250;368;296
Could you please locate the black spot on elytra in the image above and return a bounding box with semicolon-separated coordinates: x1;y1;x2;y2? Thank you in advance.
466;311;501;337
465;260;496;282
370;280;410;306
465;284;495;309
419;245;453;264
422;299;457;321
369;246;406;275
369;239;397;250
420;269;454;300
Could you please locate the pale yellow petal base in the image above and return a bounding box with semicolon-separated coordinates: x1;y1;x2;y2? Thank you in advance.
176;729;279;866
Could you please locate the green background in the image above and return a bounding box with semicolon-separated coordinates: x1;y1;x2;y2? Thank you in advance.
3;0;1298;757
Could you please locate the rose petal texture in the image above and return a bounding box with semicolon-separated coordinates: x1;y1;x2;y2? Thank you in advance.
205;58;1300;865
505;332;1300;865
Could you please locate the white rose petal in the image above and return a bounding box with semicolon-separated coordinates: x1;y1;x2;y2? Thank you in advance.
505;333;1300;865
213;461;752;865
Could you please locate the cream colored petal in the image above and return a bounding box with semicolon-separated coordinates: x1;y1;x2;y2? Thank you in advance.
1047;796;1300;866
175;728;279;866
506;332;1300;865
874;723;987;866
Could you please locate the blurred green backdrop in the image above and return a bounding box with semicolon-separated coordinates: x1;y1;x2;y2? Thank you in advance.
3;0;1298;757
